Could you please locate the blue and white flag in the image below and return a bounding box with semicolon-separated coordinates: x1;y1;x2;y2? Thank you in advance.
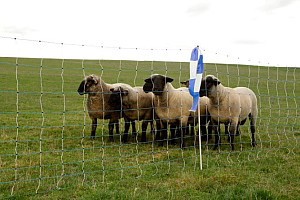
189;46;203;112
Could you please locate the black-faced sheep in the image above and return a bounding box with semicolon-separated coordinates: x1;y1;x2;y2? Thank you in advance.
199;75;258;151
143;74;210;148
77;74;127;141
180;80;213;140
108;85;156;143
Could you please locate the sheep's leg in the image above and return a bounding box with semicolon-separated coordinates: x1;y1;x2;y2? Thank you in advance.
108;120;114;142
225;124;230;142
141;120;148;143
123;118;130;143
91;118;97;140
180;125;186;149
170;124;176;145
155;120;161;142
191;124;195;136
115;121;120;137
213;120;221;150
200;123;208;141
249;113;257;147
115;122;119;137
228;122;237;151
207;120;213;140
236;123;241;136
132;120;137;136
159;122;168;146
150;120;154;136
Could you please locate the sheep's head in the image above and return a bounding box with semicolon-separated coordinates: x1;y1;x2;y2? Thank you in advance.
199;75;221;97
108;86;129;109
77;74;100;95
143;74;173;95
180;80;190;88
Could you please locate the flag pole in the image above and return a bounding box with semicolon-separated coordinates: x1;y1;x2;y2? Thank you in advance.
198;100;203;170
189;46;203;171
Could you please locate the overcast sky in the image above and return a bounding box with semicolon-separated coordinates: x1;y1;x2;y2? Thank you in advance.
0;0;299;66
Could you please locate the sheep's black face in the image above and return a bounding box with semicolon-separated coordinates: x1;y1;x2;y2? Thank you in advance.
108;87;126;110
180;80;190;88
77;80;87;95
143;74;173;95
77;75;98;95
199;75;220;97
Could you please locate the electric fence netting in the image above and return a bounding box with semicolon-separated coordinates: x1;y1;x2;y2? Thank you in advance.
0;37;299;198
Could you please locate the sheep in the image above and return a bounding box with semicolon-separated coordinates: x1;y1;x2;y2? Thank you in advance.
181;80;245;139
77;74;130;141
175;86;197;136
143;74;210;148
108;84;157;143
180;80;214;140
199;75;258;151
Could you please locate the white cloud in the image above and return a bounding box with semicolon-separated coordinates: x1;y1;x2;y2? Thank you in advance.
186;2;211;16
260;0;297;11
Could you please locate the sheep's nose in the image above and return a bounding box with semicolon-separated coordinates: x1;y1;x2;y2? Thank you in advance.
78;90;85;95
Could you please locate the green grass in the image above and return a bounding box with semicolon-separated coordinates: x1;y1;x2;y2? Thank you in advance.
0;57;299;199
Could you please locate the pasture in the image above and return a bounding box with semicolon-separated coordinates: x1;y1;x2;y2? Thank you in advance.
0;57;299;199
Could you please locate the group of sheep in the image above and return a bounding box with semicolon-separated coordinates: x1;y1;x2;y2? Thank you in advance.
77;73;258;151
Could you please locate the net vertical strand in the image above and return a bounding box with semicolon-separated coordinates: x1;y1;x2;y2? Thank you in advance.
11;56;19;196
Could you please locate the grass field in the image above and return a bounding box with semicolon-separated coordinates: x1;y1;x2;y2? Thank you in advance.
0;57;299;199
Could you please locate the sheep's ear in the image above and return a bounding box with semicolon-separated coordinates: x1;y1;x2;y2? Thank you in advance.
122;89;129;96
180;81;189;86
87;75;97;84
89;75;98;84
92;77;98;85
120;87;129;96
166;77;173;83
213;78;221;86
144;78;151;83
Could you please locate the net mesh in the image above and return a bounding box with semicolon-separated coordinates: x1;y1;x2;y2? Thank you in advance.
0;37;299;198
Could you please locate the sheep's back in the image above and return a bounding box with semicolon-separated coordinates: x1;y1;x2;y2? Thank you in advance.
232;87;257;120
155;89;193;124
87;82;127;119
123;87;154;120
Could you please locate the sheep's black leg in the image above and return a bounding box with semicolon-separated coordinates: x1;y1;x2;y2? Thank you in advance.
175;125;180;138
115;122;119;136
132;120;137;136
180;125;186;149
91;118;97;140
213;120;220;150
170;124;176;145
228;123;236;151
155;120;161;142
141;121;148;143
236;123;241;136
190;123;195;136
123;118;130;143
115;121;120;137
249;113;257;147
108;120;114;142
200;123;208;142
150;120;154;135
160;122;167;146
225;124;230;142
207;120;213;140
